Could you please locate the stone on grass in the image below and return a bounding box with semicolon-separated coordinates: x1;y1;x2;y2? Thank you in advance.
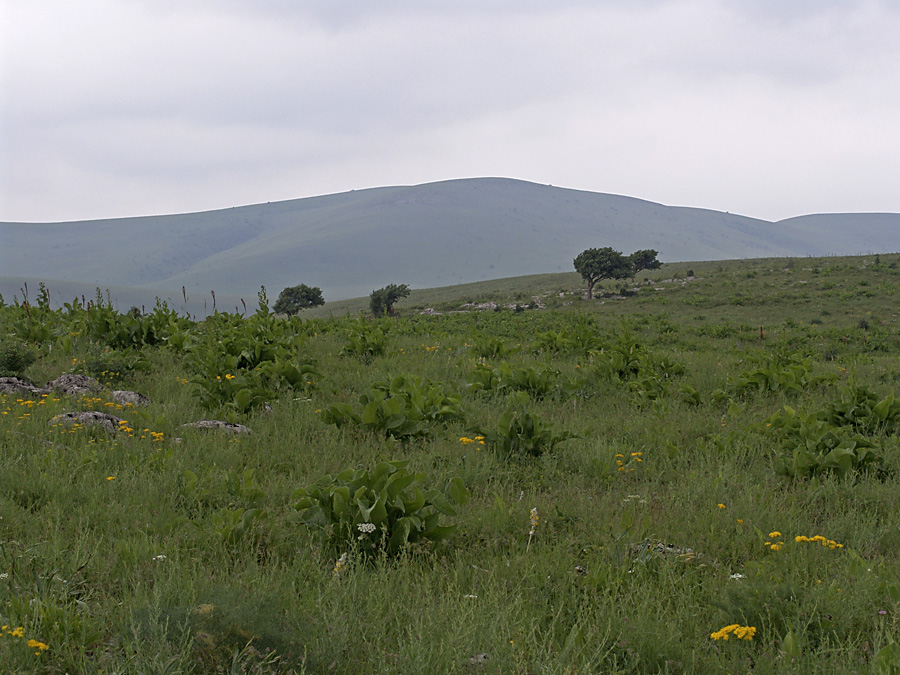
112;390;152;407
179;420;252;434
49;411;127;433
0;377;50;397
46;373;102;396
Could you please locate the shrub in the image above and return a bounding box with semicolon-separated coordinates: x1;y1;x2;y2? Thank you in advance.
273;284;324;316
0;337;39;377
292;460;469;555
369;284;410;317
321;375;464;440
75;347;151;385
766;405;886;479
478;395;578;458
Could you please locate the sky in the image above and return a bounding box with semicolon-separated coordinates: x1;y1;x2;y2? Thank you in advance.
2;0;899;223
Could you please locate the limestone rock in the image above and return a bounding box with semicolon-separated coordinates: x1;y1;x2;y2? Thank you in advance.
179;420;252;434
46;373;102;397
0;377;50;397
49;411;127;433
112;390;151;407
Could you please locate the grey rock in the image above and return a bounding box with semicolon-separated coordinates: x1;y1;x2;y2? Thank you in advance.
0;377;50;397
49;411;127;433
46;373;102;396
112;390;151;407
179;420;252;434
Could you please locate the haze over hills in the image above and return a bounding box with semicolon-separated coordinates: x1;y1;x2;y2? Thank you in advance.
2;177;899;309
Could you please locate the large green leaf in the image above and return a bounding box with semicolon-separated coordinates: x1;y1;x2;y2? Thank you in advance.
386;472;417;500
332;487;351;519
448;477;470;506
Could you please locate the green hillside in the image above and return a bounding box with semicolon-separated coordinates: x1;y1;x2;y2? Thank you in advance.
3;178;899;303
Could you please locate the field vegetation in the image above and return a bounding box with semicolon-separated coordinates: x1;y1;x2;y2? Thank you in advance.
2;254;900;673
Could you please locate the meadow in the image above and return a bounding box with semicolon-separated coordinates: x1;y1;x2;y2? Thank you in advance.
2;254;900;673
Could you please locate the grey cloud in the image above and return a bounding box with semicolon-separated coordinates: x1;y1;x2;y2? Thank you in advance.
2;0;900;222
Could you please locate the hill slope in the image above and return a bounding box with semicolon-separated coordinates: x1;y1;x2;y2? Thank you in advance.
2;177;899;302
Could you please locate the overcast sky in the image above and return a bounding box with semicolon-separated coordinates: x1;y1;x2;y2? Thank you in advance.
2;0;899;223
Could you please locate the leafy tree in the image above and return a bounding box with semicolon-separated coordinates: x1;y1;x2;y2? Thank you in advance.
573;247;632;299
273;284;324;316
629;249;662;280
370;283;410;317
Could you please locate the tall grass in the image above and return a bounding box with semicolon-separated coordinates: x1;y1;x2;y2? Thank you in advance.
2;254;900;672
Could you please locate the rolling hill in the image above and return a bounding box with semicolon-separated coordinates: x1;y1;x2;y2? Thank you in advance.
2;177;899;310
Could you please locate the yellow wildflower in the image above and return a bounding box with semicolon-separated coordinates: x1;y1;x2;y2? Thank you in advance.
711;623;756;641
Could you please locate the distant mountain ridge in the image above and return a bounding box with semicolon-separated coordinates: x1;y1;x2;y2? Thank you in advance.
2;177;899;303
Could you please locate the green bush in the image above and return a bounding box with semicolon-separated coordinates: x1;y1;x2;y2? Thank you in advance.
467;361;583;400
75;347;151;385
478;396;578;458
340;323;388;361
292;460;469;555
0;337;39;377
720;353;834;398
766;405;885;479
321;375;464;439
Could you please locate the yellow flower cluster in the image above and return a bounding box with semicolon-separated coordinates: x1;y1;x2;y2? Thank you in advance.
764;532;784;551
80;396;125;410
1;624;50;655
459;436;485;446
710;624;756;641
795;535;843;549
615;452;643;472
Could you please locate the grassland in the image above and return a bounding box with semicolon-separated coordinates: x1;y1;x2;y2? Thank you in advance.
2;254;900;673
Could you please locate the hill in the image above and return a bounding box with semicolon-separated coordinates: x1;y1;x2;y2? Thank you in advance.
2;177;899;306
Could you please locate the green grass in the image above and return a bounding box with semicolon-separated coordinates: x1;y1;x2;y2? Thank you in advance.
2;254;900;672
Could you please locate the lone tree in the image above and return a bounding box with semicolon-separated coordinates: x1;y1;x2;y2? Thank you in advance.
573;247;633;299
370;283;410;317
273;284;325;316
629;249;662;280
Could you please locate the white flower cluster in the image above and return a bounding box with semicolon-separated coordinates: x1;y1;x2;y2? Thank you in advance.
357;522;377;534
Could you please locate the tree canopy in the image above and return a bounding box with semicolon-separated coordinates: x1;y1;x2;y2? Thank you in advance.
574;247;659;299
370;283;410;317
629;249;662;277
273;284;325;316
